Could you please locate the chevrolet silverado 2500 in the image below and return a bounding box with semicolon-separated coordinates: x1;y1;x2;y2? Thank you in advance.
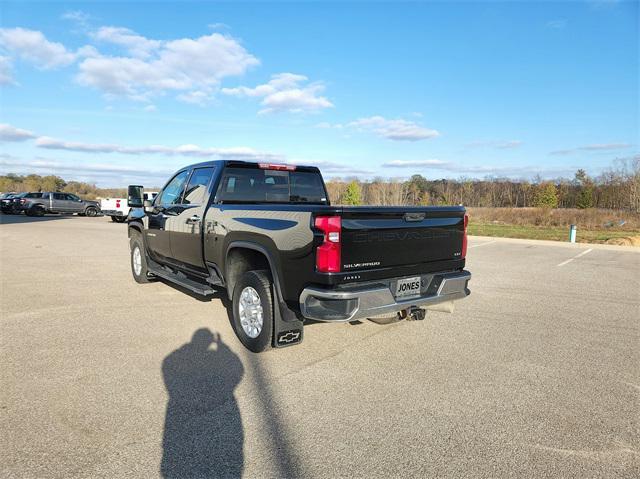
127;161;471;352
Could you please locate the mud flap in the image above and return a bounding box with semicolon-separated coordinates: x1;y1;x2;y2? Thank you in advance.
272;284;304;348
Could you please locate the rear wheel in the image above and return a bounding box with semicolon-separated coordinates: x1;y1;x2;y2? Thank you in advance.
231;270;274;353
130;232;152;283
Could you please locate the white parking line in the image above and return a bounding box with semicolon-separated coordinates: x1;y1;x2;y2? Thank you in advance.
469;240;496;249
557;248;593;267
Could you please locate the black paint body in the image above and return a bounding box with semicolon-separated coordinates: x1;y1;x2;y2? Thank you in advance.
128;161;466;313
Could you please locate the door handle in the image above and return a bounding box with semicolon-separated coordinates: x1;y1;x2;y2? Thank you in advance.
186;215;201;225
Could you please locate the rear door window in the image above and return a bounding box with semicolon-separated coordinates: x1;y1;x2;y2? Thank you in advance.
217;167;327;203
182;167;214;205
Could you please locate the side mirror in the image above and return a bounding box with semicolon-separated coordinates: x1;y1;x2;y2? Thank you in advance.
128;185;144;207
143;200;154;213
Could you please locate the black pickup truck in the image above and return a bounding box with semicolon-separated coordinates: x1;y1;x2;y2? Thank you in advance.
127;161;471;352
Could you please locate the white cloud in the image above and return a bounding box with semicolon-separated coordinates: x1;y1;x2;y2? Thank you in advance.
550;143;632;155
380;158;579;179
0;55;14;85
546;19;567;29
34;135;282;162
0;123;37;142
0;27;78;69
61;10;92;29
348;116;440;141
290;159;373;175
466;140;523;149
77;31;259;102
177;90;213;105
222;73;333;114
143;104;157;112
382;159;448;168
91;26;161;59
315;122;344;129
208;23;230;31
0;123;281;161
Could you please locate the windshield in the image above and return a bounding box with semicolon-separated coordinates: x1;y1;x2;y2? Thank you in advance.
217;167;327;204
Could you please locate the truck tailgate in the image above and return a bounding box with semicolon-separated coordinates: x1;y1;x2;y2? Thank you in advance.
339;207;466;271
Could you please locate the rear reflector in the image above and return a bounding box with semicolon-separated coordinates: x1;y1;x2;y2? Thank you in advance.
315;216;341;273
258;163;297;171
461;213;469;259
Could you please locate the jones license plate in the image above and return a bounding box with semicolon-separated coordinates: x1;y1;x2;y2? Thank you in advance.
395;276;422;298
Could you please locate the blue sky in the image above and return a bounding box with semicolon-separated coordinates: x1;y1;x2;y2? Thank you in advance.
0;1;637;187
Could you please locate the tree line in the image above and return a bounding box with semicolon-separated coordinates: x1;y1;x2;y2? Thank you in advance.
326;157;640;212
1;157;638;211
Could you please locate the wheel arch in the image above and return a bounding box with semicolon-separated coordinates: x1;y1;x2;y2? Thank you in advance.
128;221;143;237
225;241;284;302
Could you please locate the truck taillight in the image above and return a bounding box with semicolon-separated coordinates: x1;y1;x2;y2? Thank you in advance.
258;163;297;171
315;215;341;273
461;213;469;259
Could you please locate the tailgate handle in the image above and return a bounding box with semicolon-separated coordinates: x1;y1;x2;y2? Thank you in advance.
404;212;425;222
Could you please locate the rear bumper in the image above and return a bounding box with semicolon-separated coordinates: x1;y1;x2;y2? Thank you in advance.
102;210;124;216
299;270;471;322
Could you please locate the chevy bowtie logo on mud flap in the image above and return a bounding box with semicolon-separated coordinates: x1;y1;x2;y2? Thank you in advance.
277;330;301;345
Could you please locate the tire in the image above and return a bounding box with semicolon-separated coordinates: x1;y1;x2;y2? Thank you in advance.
110;216;118;222
130;232;152;283
31;206;45;217
115;216;126;223
231;270;274;353
85;206;98;217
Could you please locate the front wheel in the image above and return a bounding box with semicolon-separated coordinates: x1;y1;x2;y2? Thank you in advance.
85;207;98;217
130;233;152;283
231;270;274;353
31;206;45;217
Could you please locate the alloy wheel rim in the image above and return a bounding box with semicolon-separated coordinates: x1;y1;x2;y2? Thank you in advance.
133;246;142;276
239;286;263;338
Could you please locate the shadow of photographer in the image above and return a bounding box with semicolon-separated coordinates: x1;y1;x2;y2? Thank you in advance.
161;328;244;478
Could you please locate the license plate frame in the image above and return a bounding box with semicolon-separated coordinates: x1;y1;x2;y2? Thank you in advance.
395;276;422;299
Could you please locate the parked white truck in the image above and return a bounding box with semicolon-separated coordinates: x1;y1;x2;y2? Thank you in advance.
101;192;158;222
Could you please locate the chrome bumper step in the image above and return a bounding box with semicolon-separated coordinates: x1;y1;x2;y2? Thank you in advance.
299;270;471;322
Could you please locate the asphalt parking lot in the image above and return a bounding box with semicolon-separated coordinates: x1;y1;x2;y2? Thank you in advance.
1;214;638;478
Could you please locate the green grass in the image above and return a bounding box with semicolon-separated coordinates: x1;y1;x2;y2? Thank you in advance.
468;221;640;244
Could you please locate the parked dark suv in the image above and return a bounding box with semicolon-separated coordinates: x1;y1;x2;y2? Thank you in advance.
1;192;46;214
21;192;101;217
1;193;20;214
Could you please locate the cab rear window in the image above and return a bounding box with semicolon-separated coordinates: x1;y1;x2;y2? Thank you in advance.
217;167;327;204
